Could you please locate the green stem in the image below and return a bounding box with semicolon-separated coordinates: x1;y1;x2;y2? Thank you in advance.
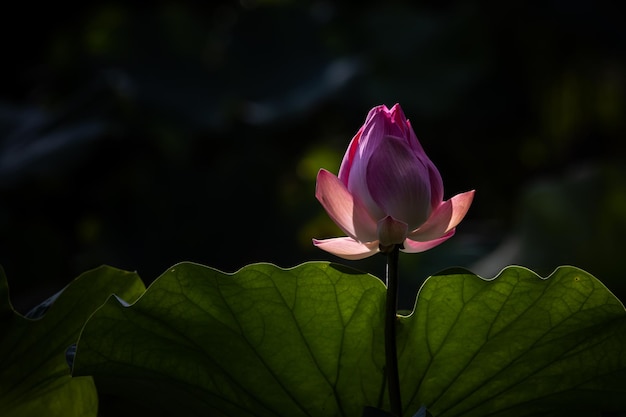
385;245;402;416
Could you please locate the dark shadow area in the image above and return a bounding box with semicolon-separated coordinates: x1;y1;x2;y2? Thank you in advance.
328;261;371;276
1;0;624;314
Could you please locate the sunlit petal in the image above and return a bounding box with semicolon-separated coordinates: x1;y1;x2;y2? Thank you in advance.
408;190;475;242
312;237;379;260
402;229;455;253
338;127;363;185
315;169;378;242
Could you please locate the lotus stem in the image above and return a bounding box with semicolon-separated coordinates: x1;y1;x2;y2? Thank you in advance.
384;244;402;416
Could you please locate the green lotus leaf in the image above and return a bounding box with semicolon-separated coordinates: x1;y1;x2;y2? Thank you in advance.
72;262;387;416
71;262;626;416
399;266;626;416
0;266;145;417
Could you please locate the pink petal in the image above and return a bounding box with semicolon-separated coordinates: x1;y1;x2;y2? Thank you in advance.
426;160;444;209
338;105;391;187
343;109;391;220
366;136;432;229
338;126;363;185
315;169;378;242
312;237;379;260
377;216;408;247
408;190;475;242
403;115;444;207
402;229;455;253
385;104;407;138
362;106;390;146
405;119;425;154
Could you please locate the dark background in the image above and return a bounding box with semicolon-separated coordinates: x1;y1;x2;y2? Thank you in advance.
1;0;625;312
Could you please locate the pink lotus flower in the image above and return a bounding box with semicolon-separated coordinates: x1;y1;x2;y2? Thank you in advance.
313;103;475;260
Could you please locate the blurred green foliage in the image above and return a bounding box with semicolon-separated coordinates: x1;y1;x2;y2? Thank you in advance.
1;0;625;311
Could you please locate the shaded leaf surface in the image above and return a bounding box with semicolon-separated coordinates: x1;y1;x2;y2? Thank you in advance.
0;266;145;417
72;263;626;416
400;266;626;416
73;262;387;417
